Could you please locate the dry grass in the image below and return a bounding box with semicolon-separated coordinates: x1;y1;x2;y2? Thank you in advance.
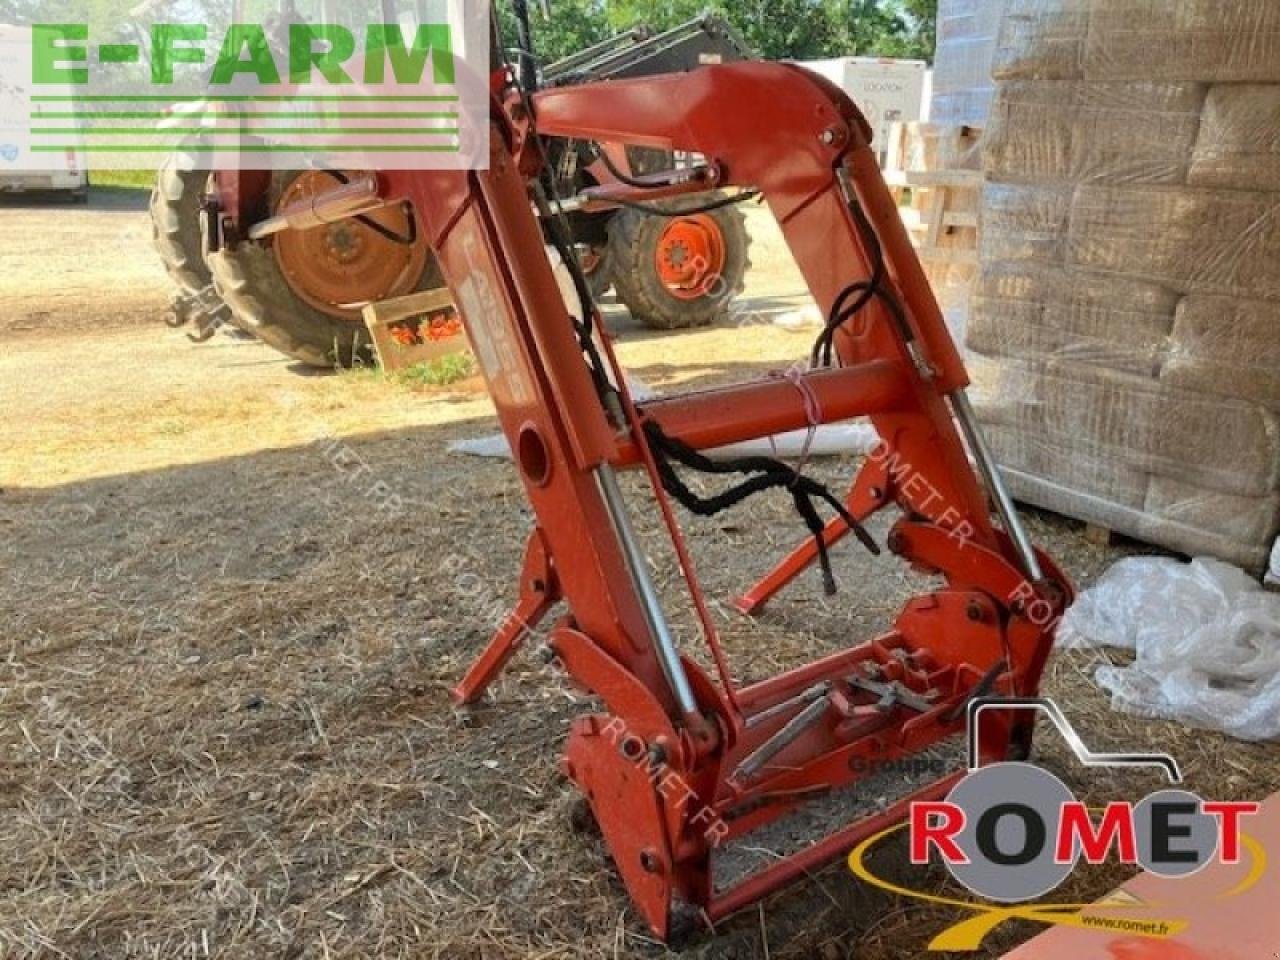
2;204;1276;958
5;414;1278;959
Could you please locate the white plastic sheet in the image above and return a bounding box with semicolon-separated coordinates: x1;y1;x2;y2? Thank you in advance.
450;422;880;463
772;304;823;331
1269;537;1279;587
1058;556;1280;740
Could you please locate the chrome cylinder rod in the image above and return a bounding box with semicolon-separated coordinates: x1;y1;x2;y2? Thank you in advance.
595;463;700;718
949;389;1045;583
247;174;386;241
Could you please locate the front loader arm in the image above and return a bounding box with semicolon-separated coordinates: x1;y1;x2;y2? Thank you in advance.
371;60;1072;940
533;63;993;543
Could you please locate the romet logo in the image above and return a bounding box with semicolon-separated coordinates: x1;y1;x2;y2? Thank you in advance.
848;698;1265;952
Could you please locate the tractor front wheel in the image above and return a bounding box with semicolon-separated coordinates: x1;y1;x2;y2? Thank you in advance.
607;193;750;330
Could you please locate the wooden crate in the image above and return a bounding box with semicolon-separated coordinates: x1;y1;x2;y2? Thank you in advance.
362;287;467;373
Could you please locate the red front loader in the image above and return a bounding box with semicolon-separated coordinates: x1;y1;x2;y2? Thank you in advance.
204;15;1073;941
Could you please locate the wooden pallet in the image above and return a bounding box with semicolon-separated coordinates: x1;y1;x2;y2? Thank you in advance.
882;123;983;305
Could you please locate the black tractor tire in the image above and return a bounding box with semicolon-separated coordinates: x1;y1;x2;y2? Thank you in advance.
208;170;442;369
606;193;751;331
583;243;614;300
150;144;214;296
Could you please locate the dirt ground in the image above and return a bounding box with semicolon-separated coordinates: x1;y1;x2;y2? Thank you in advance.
2;189;1277;960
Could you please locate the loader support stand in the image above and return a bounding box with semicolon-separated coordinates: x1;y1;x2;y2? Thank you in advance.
452;529;559;706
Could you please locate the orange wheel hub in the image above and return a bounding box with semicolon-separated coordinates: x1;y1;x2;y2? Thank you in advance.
272;170;429;320
653;214;727;301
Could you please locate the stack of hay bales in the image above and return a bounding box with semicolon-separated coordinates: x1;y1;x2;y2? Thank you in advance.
967;0;1280;568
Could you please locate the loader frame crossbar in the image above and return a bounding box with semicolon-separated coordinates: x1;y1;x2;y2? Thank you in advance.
220;58;1073;939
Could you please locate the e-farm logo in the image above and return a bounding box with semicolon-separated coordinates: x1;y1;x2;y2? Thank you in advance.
31;21;456;87
1;1;489;171
848;699;1265;952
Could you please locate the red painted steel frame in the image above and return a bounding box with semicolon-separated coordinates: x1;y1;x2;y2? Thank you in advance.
227;61;1073;941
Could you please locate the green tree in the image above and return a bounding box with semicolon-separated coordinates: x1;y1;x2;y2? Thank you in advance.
826;0;936;59
495;0;612;64
497;0;939;66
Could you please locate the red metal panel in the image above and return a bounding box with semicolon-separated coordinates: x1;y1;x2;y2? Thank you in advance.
441;65;1071;935
616;361;909;464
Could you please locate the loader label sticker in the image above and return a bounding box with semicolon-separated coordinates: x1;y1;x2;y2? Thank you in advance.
847;699;1265;952
0;2;490;171
454;218;535;408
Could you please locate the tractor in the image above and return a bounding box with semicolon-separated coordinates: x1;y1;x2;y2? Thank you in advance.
152;7;755;366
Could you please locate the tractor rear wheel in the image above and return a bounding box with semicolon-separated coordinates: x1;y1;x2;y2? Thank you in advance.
607;193;750;330
150;142;213;296
208;169;442;368
578;242;613;299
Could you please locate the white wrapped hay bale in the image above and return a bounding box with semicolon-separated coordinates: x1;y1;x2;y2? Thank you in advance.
967;354;1280;498
986;424;1151;508
972;0;1280;565
985;81;1205;185
932;0;1012;126
965;349;1048;428
933;89;1001;130
1035;359;1280;498
935;36;1006;97
979;182;1071;264
937;0;1010;44
1144;478;1280;559
1087;0;1280;84
1069;185;1280;300
984;82;1070;183
998;471;1275;569
992;0;1089;81
1161;296;1280;409
969;264;1175;376
1189;85;1280;191
1000;467;1153;540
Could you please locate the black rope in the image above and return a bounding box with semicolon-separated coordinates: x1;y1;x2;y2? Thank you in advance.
491;7;619;417
588;142;764;213
530;179;617;402
642;420;880;596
